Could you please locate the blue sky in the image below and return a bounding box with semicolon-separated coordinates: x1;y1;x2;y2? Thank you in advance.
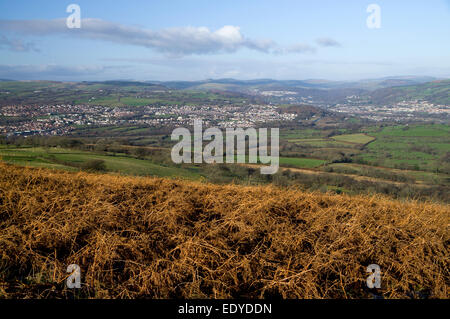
0;0;449;81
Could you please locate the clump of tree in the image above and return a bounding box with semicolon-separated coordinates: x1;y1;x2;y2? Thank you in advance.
199;164;449;202
409;145;437;156
132;147;149;159
437;152;450;174
5;136;84;149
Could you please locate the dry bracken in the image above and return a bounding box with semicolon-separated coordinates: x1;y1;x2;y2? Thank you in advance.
0;163;448;299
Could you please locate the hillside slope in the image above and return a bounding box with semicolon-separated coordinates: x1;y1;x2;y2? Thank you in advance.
0;164;448;299
367;80;450;105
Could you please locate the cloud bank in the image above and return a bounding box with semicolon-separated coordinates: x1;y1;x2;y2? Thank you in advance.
0;19;275;56
0;64;128;80
0;18;340;56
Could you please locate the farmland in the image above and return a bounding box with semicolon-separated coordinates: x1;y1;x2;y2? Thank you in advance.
358;124;450;171
0;146;202;179
279;157;327;168
1;122;449;202
331;133;375;145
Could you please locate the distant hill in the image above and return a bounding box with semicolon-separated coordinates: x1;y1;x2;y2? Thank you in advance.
0;80;256;106
153;79;322;91
0;80;167;92
341;76;439;90
365;80;450;105
78;80;168;91
1;78;447;106
154;76;441;92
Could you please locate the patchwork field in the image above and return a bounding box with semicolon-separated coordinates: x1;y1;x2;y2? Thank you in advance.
1;124;449;202
359;125;450;171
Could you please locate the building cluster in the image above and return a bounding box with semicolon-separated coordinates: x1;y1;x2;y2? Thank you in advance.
0;103;298;136
258;90;298;97
0;104;119;136
331;100;450;122
141;104;296;128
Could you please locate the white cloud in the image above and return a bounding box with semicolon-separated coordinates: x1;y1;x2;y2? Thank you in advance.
0;35;39;52
0;18;329;56
0;19;276;56
286;43;317;54
0;64;129;80
316;37;341;47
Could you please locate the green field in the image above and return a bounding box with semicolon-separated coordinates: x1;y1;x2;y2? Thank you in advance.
0;147;202;179
279;157;327;168
278;124;450;182
279;125;449;173
374;124;450;137
280;129;323;140
287;138;356;148
331;133;375;144
358;125;450;171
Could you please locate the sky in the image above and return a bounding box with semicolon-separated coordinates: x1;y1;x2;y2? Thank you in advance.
0;0;449;81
